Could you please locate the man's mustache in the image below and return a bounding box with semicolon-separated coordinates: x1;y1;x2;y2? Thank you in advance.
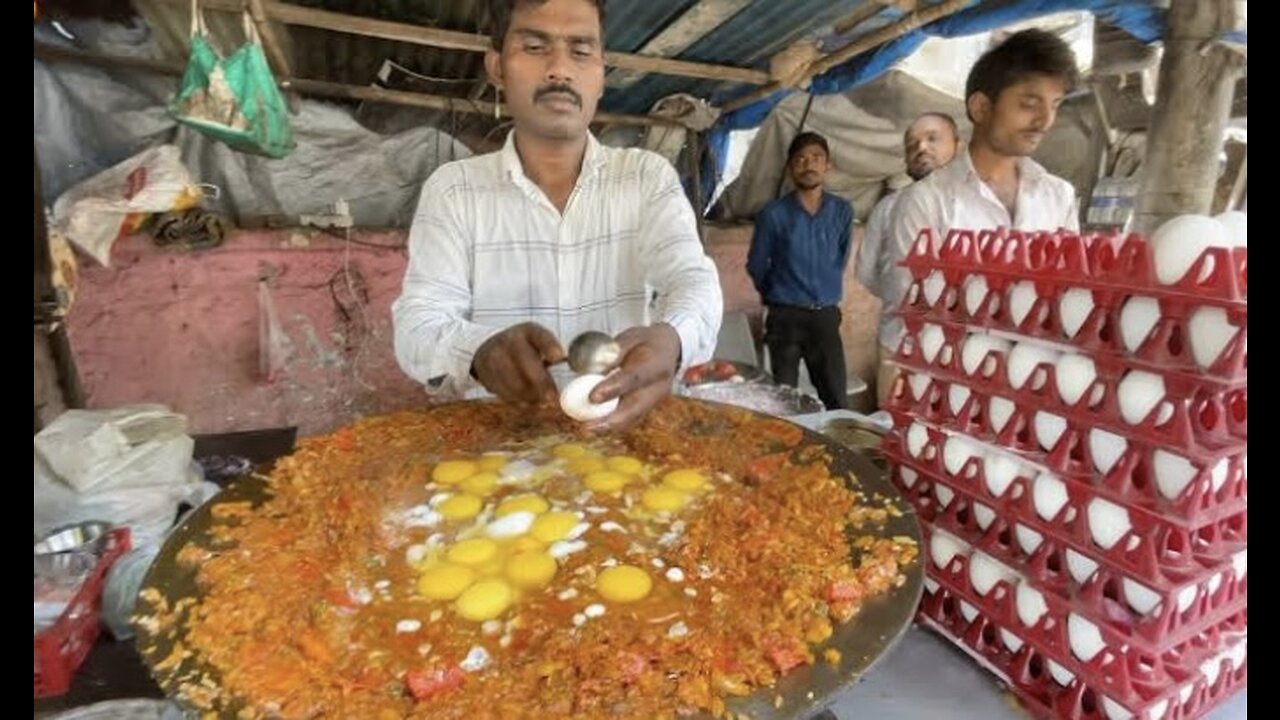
534;84;583;107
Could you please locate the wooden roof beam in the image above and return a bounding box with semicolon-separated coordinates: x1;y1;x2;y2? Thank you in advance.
159;0;771;86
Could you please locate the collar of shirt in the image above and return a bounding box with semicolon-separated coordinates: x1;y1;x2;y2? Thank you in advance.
942;146;1052;189
499;130;609;198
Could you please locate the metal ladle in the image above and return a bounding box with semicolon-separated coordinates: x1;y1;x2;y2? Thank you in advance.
566;331;622;375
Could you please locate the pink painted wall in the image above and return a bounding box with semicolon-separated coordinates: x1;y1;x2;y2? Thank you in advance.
66;231;425;436
66;225;882;437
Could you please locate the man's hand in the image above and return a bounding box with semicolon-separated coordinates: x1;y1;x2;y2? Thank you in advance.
472;323;566;405
584;324;682;433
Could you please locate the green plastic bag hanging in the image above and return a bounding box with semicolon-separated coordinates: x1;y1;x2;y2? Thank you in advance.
170;0;295;159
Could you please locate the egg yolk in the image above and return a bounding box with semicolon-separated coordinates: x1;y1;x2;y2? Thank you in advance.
530;511;580;543
477;455;509;472
496;494;550;518
460;471;500;496
663;469;709;492
584;471;629;494
438;494;483;520
506;551;558;590
478;555;507;577
511;535;546;553
596;565;653;603
417;564;476;600
568;456;607;475
606;456;645;475
455;579;515;621
642;486;689;512
433;460;478;485
447;538;500;566
552;443;591;459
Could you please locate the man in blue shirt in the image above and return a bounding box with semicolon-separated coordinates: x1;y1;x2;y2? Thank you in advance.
747;131;855;410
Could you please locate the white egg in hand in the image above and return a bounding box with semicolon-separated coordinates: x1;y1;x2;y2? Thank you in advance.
559;373;619;421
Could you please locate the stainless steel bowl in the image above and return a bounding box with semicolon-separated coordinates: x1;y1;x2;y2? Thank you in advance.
34;521;113;579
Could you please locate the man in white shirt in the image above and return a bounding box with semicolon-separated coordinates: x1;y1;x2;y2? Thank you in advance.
856;112;960;407
392;0;722;432
885;29;1080;398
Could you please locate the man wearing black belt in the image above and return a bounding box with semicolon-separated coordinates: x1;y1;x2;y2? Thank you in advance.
747;131;854;410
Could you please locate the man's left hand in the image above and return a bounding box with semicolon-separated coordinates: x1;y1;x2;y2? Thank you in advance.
583;324;682;433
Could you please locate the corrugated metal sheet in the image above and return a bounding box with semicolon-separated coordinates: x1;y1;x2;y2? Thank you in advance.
607;0;876;113
129;0;927;117
604;0;698;52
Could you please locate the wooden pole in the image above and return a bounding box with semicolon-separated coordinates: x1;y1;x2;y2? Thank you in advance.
246;0;293;79
718;0;969;114
33;145;83;420
1133;0;1244;233
287;78;683;128
33;43;682;128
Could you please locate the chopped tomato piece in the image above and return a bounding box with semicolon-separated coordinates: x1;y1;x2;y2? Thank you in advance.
826;579;863;604
763;635;808;674
618;652;648;682
406;667;466;701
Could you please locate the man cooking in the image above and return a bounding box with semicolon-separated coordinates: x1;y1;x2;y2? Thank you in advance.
392;0;723;432
856;112;960;407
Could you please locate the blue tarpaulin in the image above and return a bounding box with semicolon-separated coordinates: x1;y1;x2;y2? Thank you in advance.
699;0;1240;206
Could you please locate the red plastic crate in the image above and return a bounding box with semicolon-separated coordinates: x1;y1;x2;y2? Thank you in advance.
34;527;131;698
896;469;1246;655
918;586;1247;720
886;429;1246;577
892;223;1246;719
892;317;1247;455
920;547;1245;708
913;515;1246;661
888;436;1245;589
883;386;1247;526
901;227;1247;305
897;294;1246;387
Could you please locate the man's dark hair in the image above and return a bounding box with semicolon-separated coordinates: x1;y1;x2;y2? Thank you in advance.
965;29;1079;118
489;0;607;50
787;131;830;162
908;112;960;141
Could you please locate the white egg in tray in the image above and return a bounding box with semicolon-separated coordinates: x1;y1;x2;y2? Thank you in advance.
892;433;1246;592
918;513;1247;650
898;378;1245;516
1149;213;1245;287
919;541;1245;697
901;215;1245;302
907;282;1245;383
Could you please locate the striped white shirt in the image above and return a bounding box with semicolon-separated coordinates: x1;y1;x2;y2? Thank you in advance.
885;150;1079;348
392;132;723;397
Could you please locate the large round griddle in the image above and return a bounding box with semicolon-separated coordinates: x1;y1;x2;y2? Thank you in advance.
136;399;923;719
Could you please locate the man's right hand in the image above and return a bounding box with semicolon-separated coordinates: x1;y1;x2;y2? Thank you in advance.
471;323;566;405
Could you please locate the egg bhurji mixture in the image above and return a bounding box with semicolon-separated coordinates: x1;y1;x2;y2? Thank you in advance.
137;399;918;719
